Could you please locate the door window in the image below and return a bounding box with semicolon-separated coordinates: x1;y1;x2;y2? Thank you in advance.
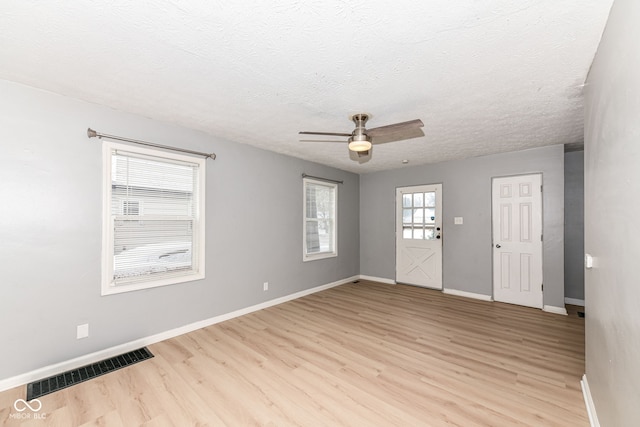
402;191;436;240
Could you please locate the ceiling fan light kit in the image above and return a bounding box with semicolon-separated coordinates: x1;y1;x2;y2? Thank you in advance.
348;135;372;152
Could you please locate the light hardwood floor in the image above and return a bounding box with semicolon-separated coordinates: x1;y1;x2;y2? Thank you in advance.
0;280;587;426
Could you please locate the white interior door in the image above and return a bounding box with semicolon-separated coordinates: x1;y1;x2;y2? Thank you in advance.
396;184;443;289
492;174;543;308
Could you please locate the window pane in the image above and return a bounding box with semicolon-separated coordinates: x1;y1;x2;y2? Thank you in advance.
114;221;193;279
424;191;436;207
413;192;424;207
402;194;412;208
403;209;412;224
320;219;334;252
304;180;336;258
313;187;333;217
424;227;435;240
413;228;424;239
306;220;320;253
112;154;195;197
413;208;424;224
425;208;435;224
305;186;318;219
403;227;413;239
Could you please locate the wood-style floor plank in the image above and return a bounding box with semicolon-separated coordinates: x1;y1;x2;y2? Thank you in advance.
0;281;587;426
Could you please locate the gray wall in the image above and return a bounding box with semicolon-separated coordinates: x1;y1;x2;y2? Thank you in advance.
360;145;565;308
564;150;585;302
584;0;640;424
0;80;360;381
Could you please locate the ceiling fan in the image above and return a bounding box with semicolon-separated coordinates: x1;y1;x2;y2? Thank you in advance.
299;113;424;157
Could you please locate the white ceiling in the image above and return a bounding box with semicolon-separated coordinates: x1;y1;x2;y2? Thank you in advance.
0;1;612;173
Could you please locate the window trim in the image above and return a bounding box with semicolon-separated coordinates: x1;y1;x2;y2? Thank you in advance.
101;141;206;295
303;177;338;261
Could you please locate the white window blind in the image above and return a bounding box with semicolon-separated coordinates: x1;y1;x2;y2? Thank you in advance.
303;178;337;261
103;142;205;294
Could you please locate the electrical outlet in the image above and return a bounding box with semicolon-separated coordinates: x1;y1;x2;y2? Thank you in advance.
263;282;269;291
77;324;89;339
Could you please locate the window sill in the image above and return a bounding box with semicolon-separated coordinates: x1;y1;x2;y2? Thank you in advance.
303;252;337;262
101;271;205;296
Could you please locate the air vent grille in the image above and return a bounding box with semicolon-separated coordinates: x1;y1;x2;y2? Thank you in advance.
26;347;154;400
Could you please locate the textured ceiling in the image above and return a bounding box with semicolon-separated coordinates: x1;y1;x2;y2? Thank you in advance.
0;1;612;173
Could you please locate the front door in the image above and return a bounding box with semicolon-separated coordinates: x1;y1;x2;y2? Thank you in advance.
492;174;543;308
396;184;443;289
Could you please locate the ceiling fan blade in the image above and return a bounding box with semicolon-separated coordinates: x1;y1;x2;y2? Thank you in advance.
370;127;425;144
299;139;347;143
367;119;424;137
299;131;352;137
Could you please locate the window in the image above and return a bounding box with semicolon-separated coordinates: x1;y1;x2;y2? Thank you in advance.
102;141;205;295
303;178;337;261
402;191;437;239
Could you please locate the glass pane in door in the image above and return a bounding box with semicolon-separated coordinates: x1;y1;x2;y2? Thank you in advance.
413;193;424;207
424;191;436;207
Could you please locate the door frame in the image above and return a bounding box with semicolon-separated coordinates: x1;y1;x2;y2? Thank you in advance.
395;183;443;290
490;173;544;308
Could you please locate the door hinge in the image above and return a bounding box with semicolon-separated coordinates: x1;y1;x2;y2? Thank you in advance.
540;185;543;192
541;283;544;291
541;234;543;241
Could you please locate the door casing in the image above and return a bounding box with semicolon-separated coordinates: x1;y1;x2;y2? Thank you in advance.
395;184;443;289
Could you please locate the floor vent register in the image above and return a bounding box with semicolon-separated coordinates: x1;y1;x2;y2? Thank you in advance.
26;347;154;400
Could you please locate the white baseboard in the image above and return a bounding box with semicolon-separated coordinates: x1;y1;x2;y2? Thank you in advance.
442;288;493;301
0;275;358;393
359;279;495;303
581;374;600;427
543;305;568;315
565;297;585;306
358;275;396;285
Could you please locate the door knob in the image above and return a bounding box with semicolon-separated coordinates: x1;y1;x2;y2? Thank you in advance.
495;244;501;248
